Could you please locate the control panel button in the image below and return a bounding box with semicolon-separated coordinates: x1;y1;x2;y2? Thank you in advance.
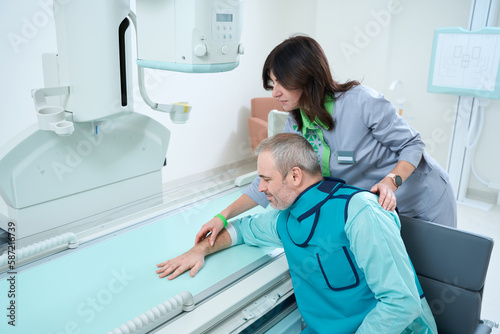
194;43;207;57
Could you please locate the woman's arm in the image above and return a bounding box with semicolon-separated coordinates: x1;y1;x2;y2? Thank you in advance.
370;160;418;211
357;88;424;210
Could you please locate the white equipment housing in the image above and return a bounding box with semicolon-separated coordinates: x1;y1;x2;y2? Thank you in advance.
0;0;244;240
136;0;244;73
52;0;135;122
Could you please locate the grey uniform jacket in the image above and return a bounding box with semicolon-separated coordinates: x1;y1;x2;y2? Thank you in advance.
244;85;457;227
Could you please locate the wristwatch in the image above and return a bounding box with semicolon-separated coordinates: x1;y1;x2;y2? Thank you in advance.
387;173;403;188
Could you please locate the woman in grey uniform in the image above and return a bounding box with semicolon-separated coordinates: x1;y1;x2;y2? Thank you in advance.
195;35;457;246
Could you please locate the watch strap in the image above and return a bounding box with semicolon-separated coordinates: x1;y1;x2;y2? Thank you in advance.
387;173;402;188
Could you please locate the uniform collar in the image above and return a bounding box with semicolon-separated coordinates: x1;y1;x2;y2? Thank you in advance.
299;95;335;133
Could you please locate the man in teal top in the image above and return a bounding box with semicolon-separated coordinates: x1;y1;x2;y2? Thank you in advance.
157;133;438;333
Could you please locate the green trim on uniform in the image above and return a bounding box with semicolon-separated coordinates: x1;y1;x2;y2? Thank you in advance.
299;96;334;177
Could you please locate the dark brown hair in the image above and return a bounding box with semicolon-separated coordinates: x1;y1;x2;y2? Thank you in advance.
262;35;360;131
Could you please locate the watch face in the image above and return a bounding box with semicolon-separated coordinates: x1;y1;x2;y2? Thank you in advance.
395;175;403;186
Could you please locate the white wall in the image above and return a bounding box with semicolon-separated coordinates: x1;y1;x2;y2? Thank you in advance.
315;0;393;89
316;0;471;165
468;13;500;202
0;1;57;147
1;0;498;203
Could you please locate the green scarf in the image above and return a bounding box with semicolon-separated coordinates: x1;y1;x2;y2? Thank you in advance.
296;97;334;177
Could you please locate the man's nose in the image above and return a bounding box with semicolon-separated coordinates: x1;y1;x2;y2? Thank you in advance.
258;180;266;193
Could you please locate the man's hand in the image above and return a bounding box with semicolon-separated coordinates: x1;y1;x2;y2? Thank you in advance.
158;228;233;280
156;245;207;280
370;179;397;212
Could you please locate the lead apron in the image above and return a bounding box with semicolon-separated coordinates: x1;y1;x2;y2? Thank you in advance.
276;178;423;333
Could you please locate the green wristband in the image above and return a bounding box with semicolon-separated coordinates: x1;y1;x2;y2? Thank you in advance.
214;213;228;228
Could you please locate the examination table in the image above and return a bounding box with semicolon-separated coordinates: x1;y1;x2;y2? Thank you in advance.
0;188;298;333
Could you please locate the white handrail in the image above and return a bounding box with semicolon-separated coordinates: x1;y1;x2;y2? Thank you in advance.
108;291;195;334
0;232;78;267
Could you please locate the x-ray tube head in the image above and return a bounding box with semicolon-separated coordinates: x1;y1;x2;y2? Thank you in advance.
50;0;134;122
136;0;244;73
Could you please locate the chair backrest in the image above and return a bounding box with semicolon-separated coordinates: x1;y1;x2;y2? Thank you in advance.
399;215;494;334
248;97;285;151
250;97;283;120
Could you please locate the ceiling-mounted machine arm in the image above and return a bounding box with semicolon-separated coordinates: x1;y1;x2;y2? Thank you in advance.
128;10;193;124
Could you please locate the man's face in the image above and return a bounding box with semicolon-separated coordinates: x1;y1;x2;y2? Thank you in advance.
257;151;297;210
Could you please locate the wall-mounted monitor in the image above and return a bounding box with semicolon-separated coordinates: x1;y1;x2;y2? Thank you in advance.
428;27;500;99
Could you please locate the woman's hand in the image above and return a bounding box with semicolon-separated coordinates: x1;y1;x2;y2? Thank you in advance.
194;216;225;246
194;194;258;246
370;179;397;212
371;160;417;211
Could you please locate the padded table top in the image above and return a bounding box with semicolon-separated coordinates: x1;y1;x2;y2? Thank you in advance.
0;188;276;333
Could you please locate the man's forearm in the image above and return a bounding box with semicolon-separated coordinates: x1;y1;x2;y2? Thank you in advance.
202;228;233;255
156;226;234;279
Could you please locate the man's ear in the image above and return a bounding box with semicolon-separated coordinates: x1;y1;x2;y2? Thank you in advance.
289;167;303;185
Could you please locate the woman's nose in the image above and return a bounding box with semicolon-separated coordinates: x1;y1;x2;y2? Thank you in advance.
272;85;281;98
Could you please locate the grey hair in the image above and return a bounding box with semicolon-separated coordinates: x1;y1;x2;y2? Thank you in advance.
255;133;322;178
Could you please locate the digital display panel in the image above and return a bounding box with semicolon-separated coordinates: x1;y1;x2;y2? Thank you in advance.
216;13;233;22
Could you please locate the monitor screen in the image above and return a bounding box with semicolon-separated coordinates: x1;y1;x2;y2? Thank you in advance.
428;27;500;99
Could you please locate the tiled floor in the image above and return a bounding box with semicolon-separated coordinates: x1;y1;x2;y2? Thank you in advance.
457;202;500;327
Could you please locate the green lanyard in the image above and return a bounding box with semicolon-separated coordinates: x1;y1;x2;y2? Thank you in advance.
298;97;334;177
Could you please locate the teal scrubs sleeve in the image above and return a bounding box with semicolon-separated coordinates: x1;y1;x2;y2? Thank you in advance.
229;210;283;248
345;192;437;333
